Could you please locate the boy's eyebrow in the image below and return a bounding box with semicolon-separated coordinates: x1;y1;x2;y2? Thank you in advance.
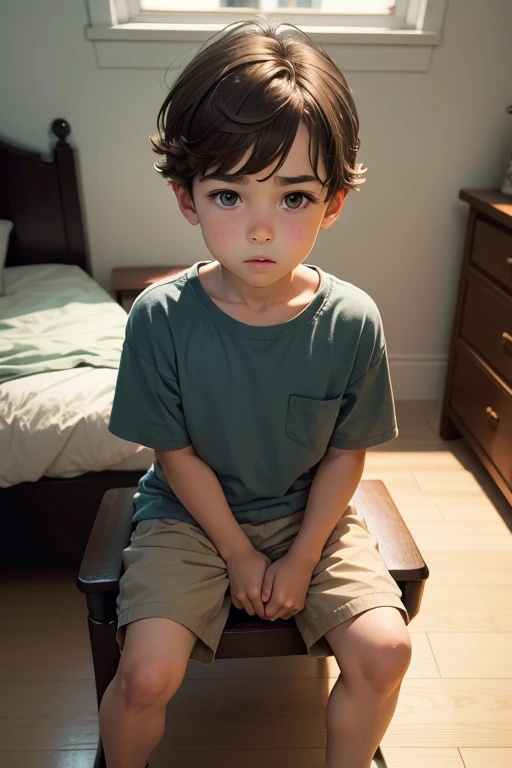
199;173;322;186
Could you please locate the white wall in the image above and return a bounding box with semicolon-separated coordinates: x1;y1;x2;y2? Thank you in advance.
1;0;511;397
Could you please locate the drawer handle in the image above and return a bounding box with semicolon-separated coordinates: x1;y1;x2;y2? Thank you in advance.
485;406;500;429
502;331;512;356
507;257;512;265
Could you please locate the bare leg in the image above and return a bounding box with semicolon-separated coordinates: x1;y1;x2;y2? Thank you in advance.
99;617;197;768
324;607;412;768
326;674;402;768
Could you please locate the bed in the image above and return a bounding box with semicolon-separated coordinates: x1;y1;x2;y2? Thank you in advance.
0;119;152;568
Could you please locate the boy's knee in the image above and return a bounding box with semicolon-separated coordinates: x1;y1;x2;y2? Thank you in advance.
119;656;184;712
360;635;412;694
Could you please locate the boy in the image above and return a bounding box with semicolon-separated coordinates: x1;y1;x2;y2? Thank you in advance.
104;19;411;768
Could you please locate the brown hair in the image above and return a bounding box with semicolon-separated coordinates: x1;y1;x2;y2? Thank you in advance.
150;19;364;202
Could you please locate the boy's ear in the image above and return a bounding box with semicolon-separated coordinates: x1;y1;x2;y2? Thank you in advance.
169;181;199;225
320;188;348;230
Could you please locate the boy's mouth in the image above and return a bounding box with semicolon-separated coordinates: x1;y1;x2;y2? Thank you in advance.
245;259;276;270
245;257;275;263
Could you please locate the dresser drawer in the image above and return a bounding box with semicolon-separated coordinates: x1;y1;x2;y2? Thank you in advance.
451;346;512;489
470;218;512;293
460;279;512;387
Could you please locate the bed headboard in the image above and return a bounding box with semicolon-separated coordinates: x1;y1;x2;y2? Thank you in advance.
0;118;90;273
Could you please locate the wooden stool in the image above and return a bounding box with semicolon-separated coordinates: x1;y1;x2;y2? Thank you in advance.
78;479;429;768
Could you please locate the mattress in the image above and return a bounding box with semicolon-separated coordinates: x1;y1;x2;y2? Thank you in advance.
0;264;153;486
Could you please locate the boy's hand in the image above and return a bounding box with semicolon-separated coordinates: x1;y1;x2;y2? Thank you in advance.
225;547;271;620
261;552;315;621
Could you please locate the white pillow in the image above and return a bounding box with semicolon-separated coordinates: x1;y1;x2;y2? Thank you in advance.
0;220;13;296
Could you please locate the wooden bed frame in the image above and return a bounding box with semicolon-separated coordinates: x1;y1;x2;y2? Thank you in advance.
0;119;144;569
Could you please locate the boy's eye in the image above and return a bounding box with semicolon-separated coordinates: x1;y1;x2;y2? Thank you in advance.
207;190;317;209
209;191;239;207
284;192;313;209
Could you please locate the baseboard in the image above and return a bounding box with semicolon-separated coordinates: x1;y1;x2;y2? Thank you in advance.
389;354;448;400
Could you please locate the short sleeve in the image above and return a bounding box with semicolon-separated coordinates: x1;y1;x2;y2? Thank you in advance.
328;299;398;450
109;338;191;451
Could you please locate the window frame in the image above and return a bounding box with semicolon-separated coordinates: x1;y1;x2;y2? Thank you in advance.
85;0;447;72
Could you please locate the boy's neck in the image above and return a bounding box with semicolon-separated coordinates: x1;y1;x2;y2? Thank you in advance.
199;261;319;315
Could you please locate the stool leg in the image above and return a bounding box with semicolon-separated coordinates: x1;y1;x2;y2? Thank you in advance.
88;617;120;708
93;737;106;768
372;746;388;766
87;617;120;768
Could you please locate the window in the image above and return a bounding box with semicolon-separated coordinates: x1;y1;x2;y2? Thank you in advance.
131;0;409;28
138;0;400;17
86;0;447;72
141;1;396;8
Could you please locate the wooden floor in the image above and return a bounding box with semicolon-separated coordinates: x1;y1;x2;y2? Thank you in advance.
1;400;511;768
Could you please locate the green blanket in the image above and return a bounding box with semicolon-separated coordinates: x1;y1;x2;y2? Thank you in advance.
0;264;128;384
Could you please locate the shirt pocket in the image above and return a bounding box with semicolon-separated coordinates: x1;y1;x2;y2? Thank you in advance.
286;395;343;452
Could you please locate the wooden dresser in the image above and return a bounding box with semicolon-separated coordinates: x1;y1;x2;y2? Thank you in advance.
441;189;512;506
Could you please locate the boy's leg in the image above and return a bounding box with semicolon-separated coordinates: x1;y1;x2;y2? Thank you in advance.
100;517;232;768
324;606;411;768
298;511;410;768
262;508;411;768
99;616;197;768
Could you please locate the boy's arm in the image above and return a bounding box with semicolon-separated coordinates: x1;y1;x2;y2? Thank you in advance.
156;445;252;562
261;446;366;621
287;446;367;567
157;446;273;620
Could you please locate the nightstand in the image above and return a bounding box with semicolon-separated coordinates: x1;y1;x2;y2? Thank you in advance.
111;266;189;312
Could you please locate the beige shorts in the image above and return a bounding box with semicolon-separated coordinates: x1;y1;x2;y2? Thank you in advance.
117;505;409;664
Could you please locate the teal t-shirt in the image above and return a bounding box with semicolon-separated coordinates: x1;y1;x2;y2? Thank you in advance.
109;260;398;525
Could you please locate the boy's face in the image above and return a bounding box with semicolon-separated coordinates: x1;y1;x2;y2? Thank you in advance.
171;121;346;284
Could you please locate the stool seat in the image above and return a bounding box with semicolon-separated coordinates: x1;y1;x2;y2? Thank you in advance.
78;480;428;657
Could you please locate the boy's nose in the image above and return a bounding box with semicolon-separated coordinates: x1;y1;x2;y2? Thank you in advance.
249;226;273;243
